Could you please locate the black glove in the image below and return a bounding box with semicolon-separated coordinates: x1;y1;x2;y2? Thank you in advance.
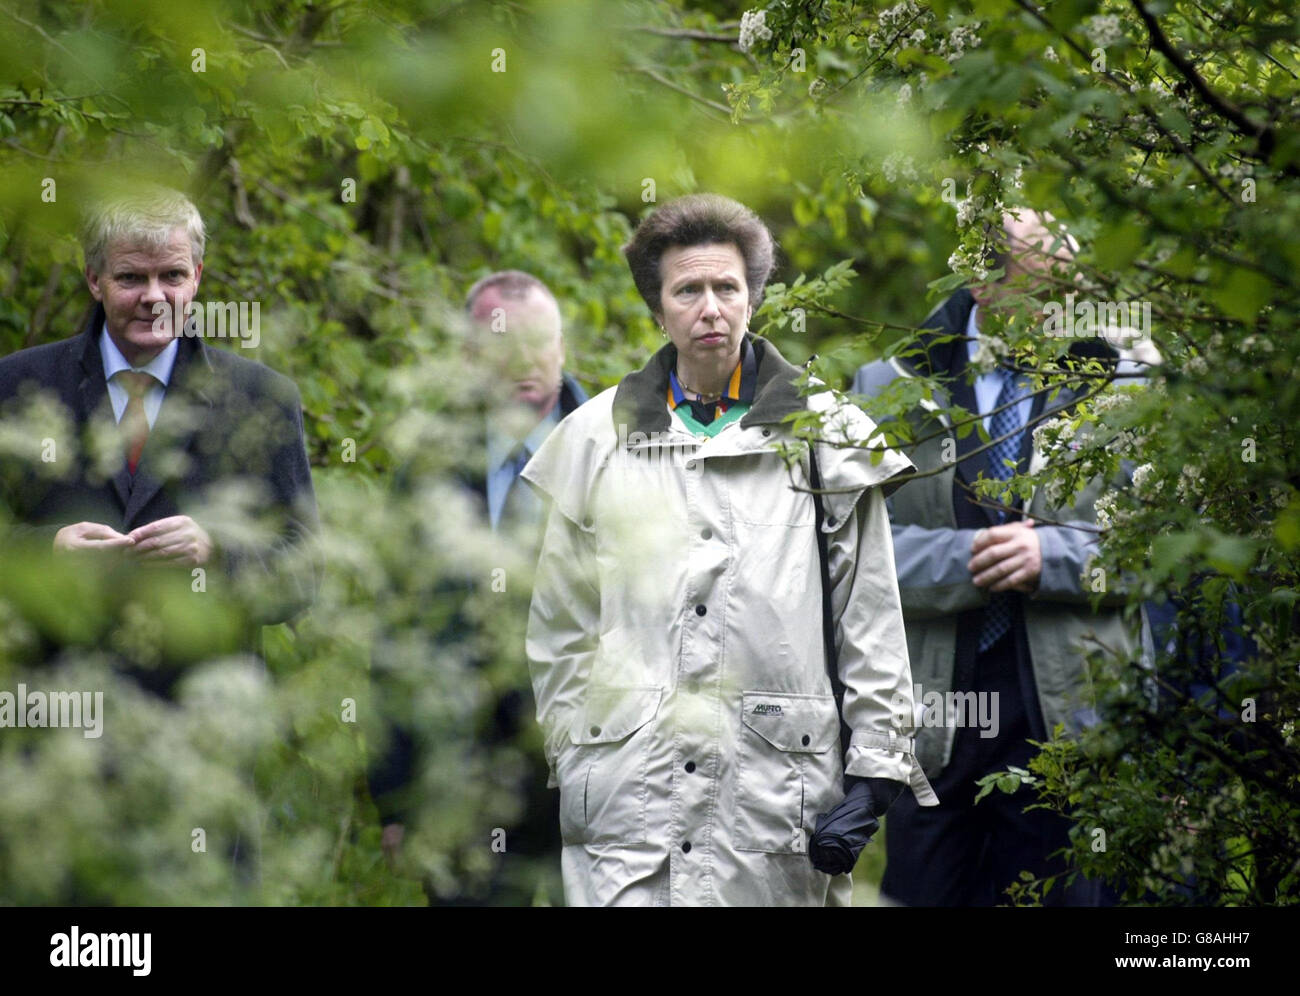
809;776;904;875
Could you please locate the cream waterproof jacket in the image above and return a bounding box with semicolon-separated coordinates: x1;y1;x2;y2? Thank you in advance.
522;338;937;906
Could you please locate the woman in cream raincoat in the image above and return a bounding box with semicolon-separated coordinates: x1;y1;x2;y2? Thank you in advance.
522;195;936;906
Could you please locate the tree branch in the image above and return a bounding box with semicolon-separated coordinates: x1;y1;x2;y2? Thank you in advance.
627;66;736;119
632;26;739;44
1129;0;1275;157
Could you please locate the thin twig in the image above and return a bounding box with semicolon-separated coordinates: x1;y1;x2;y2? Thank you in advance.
632;25;739;44
627;66;737;119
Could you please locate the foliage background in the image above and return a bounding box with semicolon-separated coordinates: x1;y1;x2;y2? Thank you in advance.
0;0;1296;904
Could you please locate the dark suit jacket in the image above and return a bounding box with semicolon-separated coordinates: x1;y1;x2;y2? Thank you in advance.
851;289;1121;750
0;304;320;689
367;371;588;827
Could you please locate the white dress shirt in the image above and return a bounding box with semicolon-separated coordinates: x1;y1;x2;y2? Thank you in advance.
967;304;1033;431
99;324;178;429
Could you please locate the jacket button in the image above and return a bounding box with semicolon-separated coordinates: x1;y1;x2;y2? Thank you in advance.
582;517;594;528
700;528;712;540
590;725;601;737
801;734;811;746
684;761;696;773
825;514;837;527
762;428;771;437
694;604;706;616
686;460;697;471
681;841;692;853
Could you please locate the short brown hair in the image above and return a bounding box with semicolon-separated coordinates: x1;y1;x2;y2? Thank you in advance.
622;194;777;316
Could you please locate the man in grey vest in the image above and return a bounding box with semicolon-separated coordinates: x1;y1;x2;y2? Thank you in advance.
851;211;1136;905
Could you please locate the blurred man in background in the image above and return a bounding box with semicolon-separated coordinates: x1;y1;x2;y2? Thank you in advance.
463;270;588;534
368;270;585;903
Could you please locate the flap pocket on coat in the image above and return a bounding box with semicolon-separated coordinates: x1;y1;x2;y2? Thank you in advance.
570;686;663;745
741;692;839;753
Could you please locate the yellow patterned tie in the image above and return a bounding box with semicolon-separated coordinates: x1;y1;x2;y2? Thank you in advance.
115;370;157;474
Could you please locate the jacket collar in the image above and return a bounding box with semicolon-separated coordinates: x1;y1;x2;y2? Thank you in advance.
894;288;978;381
559;370;587;417
77;303;218;400
892;289;1120;524
611;334;807;441
460;369;588;503
896;286;1120;382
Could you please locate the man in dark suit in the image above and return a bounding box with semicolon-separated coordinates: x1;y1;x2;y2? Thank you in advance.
0;187;319;691
461;270;588;533
368;270;585;903
851;211;1136;905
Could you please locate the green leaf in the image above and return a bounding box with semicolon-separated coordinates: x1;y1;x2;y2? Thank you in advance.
1092;219;1144;271
1150;532;1201;576
1204;532;1257;578
1210;268;1273;323
1275;500;1300;551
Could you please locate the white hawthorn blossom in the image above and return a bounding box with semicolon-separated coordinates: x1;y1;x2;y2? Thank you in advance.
948;245;990;283
970;333;1005;374
942;23;982;62
955;195;983;227
1174;463;1205;503
1132;462;1158;497
738;9;773;52
881;150;918;183
1094;490;1118;530
1085;14;1125;49
1218;160;1254;182
879;1;921;29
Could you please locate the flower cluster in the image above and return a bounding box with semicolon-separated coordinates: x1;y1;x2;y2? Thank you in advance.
879;1;922;31
738;9;773;52
956;194;985;227
968;333;1005;374
1090;391;1129;418
1084;13;1125;49
881;150;918;183
1174;463;1205;504
1094;489;1119;531
948;244;991;283
1218;159;1254;183
939;23;982;63
1031;416;1064;460
1131;462;1161;498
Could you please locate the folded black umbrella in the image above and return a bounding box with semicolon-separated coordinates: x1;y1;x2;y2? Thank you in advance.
809;777;904;876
